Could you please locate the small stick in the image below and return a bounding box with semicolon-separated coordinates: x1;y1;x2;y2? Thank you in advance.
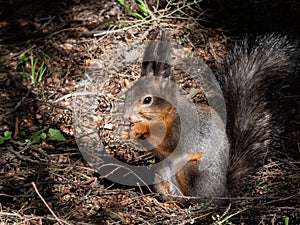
31;182;69;225
54;92;97;103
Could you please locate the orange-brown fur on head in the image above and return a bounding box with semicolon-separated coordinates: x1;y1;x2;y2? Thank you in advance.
128;96;178;156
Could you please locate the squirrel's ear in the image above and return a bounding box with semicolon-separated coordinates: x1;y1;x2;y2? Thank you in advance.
141;61;172;78
141;30;172;79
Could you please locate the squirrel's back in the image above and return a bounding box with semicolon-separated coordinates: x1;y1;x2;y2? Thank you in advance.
219;34;300;193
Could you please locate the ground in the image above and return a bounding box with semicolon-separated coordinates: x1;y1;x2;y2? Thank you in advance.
0;0;299;224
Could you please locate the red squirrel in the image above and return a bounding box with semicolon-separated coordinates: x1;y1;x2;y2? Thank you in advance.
122;30;299;203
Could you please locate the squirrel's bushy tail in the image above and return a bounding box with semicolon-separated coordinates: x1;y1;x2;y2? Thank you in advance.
219;34;299;193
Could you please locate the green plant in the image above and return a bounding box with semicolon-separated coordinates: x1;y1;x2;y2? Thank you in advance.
30;128;65;143
212;214;230;225
16;128;65;144
284;216;289;225
177;36;185;45
135;0;149;16
47;128;65;141
0;131;12;145
116;0;151;19
30;130;47;143
19;50;48;85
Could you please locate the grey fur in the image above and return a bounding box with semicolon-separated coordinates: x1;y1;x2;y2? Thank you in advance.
123;32;299;204
219;34;299;193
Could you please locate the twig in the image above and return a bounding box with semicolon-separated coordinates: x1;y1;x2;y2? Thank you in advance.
54;92;98;103
264;191;300;205
93;18;157;37
8;142;44;164
215;207;248;225
0;211;74;224
179;212;213;225
31;182;70;225
93;0;203;37
98;163;152;192
0;212;23;219
13;115;19;139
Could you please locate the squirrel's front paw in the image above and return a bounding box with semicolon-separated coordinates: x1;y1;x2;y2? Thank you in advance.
130;122;151;139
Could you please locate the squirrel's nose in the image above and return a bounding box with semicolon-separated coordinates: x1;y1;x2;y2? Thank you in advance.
123;111;140;123
123;112;130;121
123;110;133;121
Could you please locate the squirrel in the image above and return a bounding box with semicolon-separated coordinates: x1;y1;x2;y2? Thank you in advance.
122;30;299;204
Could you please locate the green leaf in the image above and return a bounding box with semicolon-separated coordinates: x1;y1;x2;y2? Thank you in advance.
284;216;289;225
135;0;149;15
0;137;4;145
3;131;12;140
19;53;28;62
0;130;12;145
19;130;26;137
129;12;144;19
146;160;153;164
119;94;125;99
31;130;42;143
37;61;47;82
116;0;145;19
40;132;47;140
48;128;65;141
116;0;125;7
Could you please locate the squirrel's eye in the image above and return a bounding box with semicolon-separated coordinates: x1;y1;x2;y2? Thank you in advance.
143;96;152;105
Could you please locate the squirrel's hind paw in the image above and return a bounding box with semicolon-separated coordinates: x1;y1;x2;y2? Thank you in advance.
188;153;202;161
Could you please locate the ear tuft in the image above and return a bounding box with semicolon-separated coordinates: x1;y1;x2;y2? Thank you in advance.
141;29;172;79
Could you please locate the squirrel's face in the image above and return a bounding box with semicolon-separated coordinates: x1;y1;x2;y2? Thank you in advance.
123;77;173;121
124;93;174;123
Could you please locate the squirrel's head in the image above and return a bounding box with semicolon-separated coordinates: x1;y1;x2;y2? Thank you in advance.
123;30;179;123
123;77;177;123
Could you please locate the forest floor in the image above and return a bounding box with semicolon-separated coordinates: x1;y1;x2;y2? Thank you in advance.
0;0;299;224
